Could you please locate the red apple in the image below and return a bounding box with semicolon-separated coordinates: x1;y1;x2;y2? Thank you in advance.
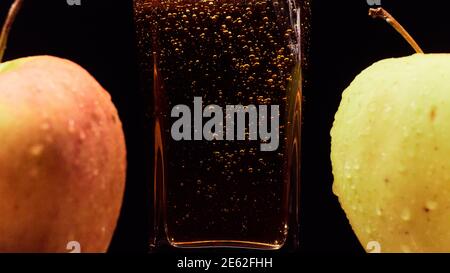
0;55;127;252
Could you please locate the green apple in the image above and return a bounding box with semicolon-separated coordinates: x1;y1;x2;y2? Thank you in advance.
0;55;126;252
332;53;450;252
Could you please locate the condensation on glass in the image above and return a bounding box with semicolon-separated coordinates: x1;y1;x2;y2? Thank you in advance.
134;0;307;250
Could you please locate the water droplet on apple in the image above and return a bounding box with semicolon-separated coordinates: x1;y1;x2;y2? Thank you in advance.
79;131;86;140
401;245;411;253
376;207;383;216
400;209;411;221
425;200;438;211
68;119;76;133
384;105;392;113
45;136;53;143
29;167;39;178
40;123;50;131
29;144;44;157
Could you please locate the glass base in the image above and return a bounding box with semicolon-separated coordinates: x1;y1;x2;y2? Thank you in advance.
169;240;284;250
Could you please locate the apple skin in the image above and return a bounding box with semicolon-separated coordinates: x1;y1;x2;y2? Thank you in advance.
332;54;450;253
0;56;126;252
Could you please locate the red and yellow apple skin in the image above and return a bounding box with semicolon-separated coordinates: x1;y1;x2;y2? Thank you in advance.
0;56;126;253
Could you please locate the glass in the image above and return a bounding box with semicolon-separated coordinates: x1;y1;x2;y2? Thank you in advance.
134;0;307;250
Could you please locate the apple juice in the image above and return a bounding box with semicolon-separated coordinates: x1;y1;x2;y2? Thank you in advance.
134;0;307;250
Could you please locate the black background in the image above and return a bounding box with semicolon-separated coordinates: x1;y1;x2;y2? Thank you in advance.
0;0;449;256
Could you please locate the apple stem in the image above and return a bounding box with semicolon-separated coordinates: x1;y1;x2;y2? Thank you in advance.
0;0;24;63
369;7;424;54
